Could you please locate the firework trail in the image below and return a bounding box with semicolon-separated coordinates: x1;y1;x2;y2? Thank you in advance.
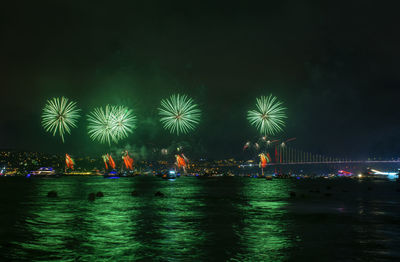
65;154;75;170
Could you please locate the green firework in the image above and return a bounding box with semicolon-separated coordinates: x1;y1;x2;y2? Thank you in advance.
41;96;81;142
247;95;287;136
110;105;137;142
87;105;136;145
159;94;201;135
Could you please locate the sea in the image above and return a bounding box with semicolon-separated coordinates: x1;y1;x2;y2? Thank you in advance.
0;176;399;261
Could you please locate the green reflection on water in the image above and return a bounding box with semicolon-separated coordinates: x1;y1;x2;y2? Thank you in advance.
232;179;293;261
11;177;207;261
0;177;294;261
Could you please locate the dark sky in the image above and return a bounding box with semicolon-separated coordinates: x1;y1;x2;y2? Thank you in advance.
1;1;400;159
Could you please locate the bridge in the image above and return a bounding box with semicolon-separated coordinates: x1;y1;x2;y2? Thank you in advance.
256;143;398;164
242;139;400;174
267;160;400;165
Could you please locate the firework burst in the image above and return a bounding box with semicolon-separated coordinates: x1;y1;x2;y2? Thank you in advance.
87;105;136;145
159;94;201;135
247;95;287;136
110;105;137;142
41;97;81;142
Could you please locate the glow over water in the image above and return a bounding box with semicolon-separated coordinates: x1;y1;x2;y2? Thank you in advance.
0;177;399;261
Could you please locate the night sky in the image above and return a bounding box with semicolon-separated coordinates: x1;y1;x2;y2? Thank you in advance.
1;1;399;159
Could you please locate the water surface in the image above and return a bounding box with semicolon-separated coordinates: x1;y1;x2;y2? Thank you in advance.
0;177;399;261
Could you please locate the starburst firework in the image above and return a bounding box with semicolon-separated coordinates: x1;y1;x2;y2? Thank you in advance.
41;97;81;142
247;95;286;135
87;105;136;145
159;94;201;135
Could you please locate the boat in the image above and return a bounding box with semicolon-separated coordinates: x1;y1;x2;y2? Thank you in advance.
27;167;57;177
162;170;177;180
119;170;134;177
359;168;399;180
63;170;102;176
103;169;120;179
